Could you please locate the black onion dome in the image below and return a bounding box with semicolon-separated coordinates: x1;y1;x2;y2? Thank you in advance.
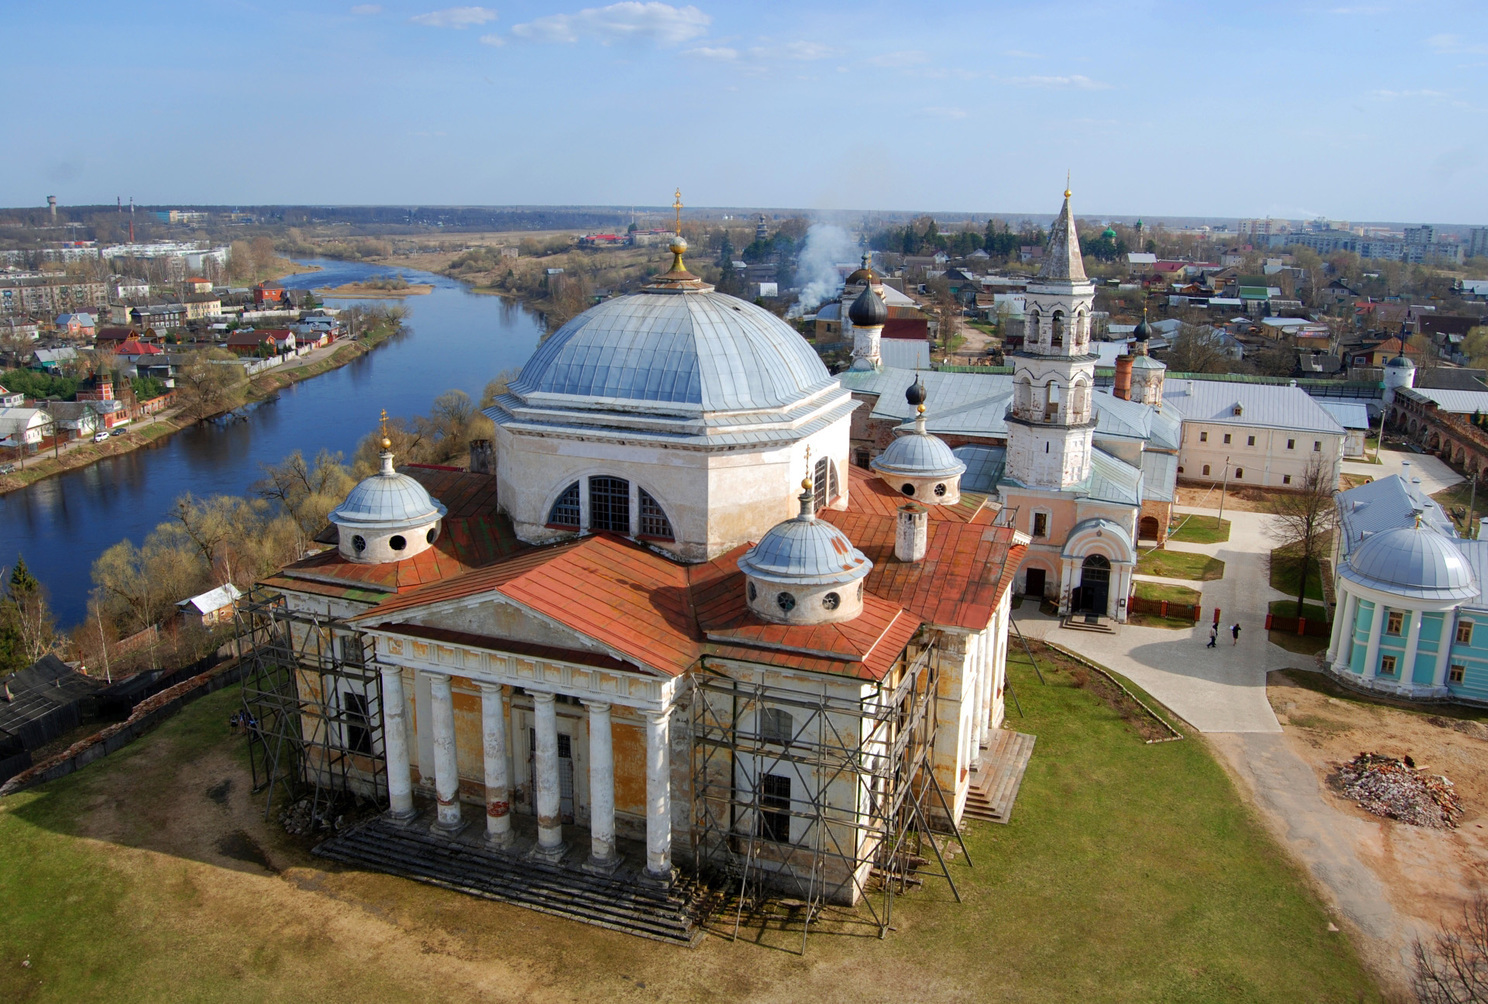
849;284;889;327
1134;311;1151;341
905;376;927;407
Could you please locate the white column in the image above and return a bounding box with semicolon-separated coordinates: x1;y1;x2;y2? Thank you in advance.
531;691;567;861
1435;613;1456;687
380;665;416;821
1401;607;1425;684
583;700;618;872
1361;601;1386;680
427;672;464;834
976;630;992;750
643;707;673;881
478;683;513;848
1327;585;1355;666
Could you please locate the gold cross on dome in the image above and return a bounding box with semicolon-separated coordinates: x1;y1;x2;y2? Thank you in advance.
379;408;388;439
673;188;683;235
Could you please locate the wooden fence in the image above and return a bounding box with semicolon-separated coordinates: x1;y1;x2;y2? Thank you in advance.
1264;613;1332;637
1128;596;1202;623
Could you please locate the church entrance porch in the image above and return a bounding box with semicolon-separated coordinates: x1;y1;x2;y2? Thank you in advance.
1072;554;1110;614
1024;567;1047;598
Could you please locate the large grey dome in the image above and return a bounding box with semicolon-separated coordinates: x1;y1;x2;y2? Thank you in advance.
330;453;447;532
510;289;837;414
1341;525;1477;600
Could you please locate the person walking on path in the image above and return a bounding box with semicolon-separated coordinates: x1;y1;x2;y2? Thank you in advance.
1231;622;1241;646
1207;625;1218;649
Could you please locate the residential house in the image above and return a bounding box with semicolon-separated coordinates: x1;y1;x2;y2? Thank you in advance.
253;281;284;307
0;407;54;449
53;312;96;339
177;583;243;628
30;347;77;371
1168;379;1346;489
0;384;21;408
225;329;275;355
41;401;99;440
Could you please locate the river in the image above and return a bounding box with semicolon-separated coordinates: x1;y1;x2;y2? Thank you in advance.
1;259;544;628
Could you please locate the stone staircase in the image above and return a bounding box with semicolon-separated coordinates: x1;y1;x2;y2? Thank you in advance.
314;816;710;946
1061;613;1116;634
962;730;1036;824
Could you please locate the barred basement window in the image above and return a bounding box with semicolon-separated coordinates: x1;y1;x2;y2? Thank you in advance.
638;487;674;540
760;773;791;843
589;476;630;533
548;482;580;527
1450;664;1466;684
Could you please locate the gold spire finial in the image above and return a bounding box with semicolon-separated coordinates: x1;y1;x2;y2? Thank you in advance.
379;408;391;450
1064;170;1071;200
673;188;683;236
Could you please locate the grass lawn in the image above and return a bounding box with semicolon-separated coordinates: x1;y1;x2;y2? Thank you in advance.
1136;549;1226;581
1166;515;1231;544
1130;581;1203;629
1269;543;1326;601
0;673;1381;1003
1431;482;1481;539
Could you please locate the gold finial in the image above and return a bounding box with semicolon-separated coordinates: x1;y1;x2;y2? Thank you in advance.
379;408;391;450
673;188;683;236
802;445;814;492
917;403;926;415
1064;169;1071;200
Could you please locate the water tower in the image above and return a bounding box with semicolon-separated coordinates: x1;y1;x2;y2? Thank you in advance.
47;195;56;220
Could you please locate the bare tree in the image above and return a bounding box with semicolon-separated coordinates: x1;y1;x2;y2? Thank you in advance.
480;368;522;408
1414;893;1488;1003
1162;322;1232;374
174;349;246;422
1267;453;1339;616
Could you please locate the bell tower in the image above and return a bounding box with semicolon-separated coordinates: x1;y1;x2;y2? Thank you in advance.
1004;184;1097;490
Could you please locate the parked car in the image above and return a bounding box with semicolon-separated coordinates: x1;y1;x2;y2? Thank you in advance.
109;427;125;437
0;463;14;475
93;430;109;443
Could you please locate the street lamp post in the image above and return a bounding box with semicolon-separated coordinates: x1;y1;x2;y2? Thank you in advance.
1218;455;1231;523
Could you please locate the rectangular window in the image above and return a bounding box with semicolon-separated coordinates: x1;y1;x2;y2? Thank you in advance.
588;476;630;533
1199;431;1208;442
1032;512;1048;538
1386;610;1404;635
342;691;373;755
1450;664;1466;684
1380;655;1397;675
1287;439;1295;450
1458;621;1474;645
1282;474;1292;485
1223;433;1232;444
760;774;792;843
1247;435;1256;446
1313;441;1321;452
814;456;831;510
1234;467;1243;479
338;635;364;667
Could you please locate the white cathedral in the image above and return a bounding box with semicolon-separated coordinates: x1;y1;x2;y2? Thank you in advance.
251;205;1034;939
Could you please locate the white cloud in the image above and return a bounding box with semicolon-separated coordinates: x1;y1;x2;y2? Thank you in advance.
748;40;834;61
480;32;506;46
1371;88;1448;99
1428;33;1488;55
511;3;709;46
1006;74;1110;90
923;106;967;119
867;49;929;68
685;45;737;60
410;6;498;28
350;4;382;14
1002;49;1041;59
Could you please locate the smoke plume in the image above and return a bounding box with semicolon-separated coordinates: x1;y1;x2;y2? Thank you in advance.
792;223;856;315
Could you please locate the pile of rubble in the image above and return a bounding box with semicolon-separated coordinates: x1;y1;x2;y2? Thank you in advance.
1330;752;1462;829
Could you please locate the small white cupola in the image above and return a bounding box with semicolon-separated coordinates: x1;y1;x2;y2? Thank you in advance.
328;419;448;564
737;463;873;626
848;278;889;371
870;378;967;504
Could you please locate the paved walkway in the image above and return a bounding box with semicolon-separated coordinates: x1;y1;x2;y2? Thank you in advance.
1343;446;1462;494
1015;506;1291;733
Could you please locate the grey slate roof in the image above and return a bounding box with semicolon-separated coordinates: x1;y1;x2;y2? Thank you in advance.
1081;449;1143;506
1402;387;1488;415
1161;379;1345;434
1140;450;1179;502
1340;525;1478;601
953;445;1006;494
329;454;447;532
1336;473;1455;559
878;339;932;371
1317;400;1371;431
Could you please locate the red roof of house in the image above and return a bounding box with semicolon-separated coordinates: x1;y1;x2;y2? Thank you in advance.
117;339;162;355
96;326;137;342
225;330;272;346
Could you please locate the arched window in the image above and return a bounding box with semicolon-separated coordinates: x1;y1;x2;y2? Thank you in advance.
1051;311;1065;347
638;487;674;540
1027;309;1040;344
588;476;630;532
548;482;580;527
1044;381;1060;421
760;707;793;744
813;456;840;509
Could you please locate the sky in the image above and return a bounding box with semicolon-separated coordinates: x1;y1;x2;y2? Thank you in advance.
6;1;1488;223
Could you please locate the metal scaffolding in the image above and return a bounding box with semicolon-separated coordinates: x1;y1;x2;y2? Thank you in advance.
233;587;387;825
690;634;970;951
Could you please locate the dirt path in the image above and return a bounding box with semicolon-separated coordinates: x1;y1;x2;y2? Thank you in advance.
1209;672;1488;998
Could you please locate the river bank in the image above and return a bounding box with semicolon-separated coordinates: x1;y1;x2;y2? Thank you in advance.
316;281;433;298
0;315;403;498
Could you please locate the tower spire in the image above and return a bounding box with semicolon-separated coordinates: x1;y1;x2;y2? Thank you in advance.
1043;181;1086;282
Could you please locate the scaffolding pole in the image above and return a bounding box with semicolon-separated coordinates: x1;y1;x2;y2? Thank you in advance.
690;633;969;952
232;587;388;828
